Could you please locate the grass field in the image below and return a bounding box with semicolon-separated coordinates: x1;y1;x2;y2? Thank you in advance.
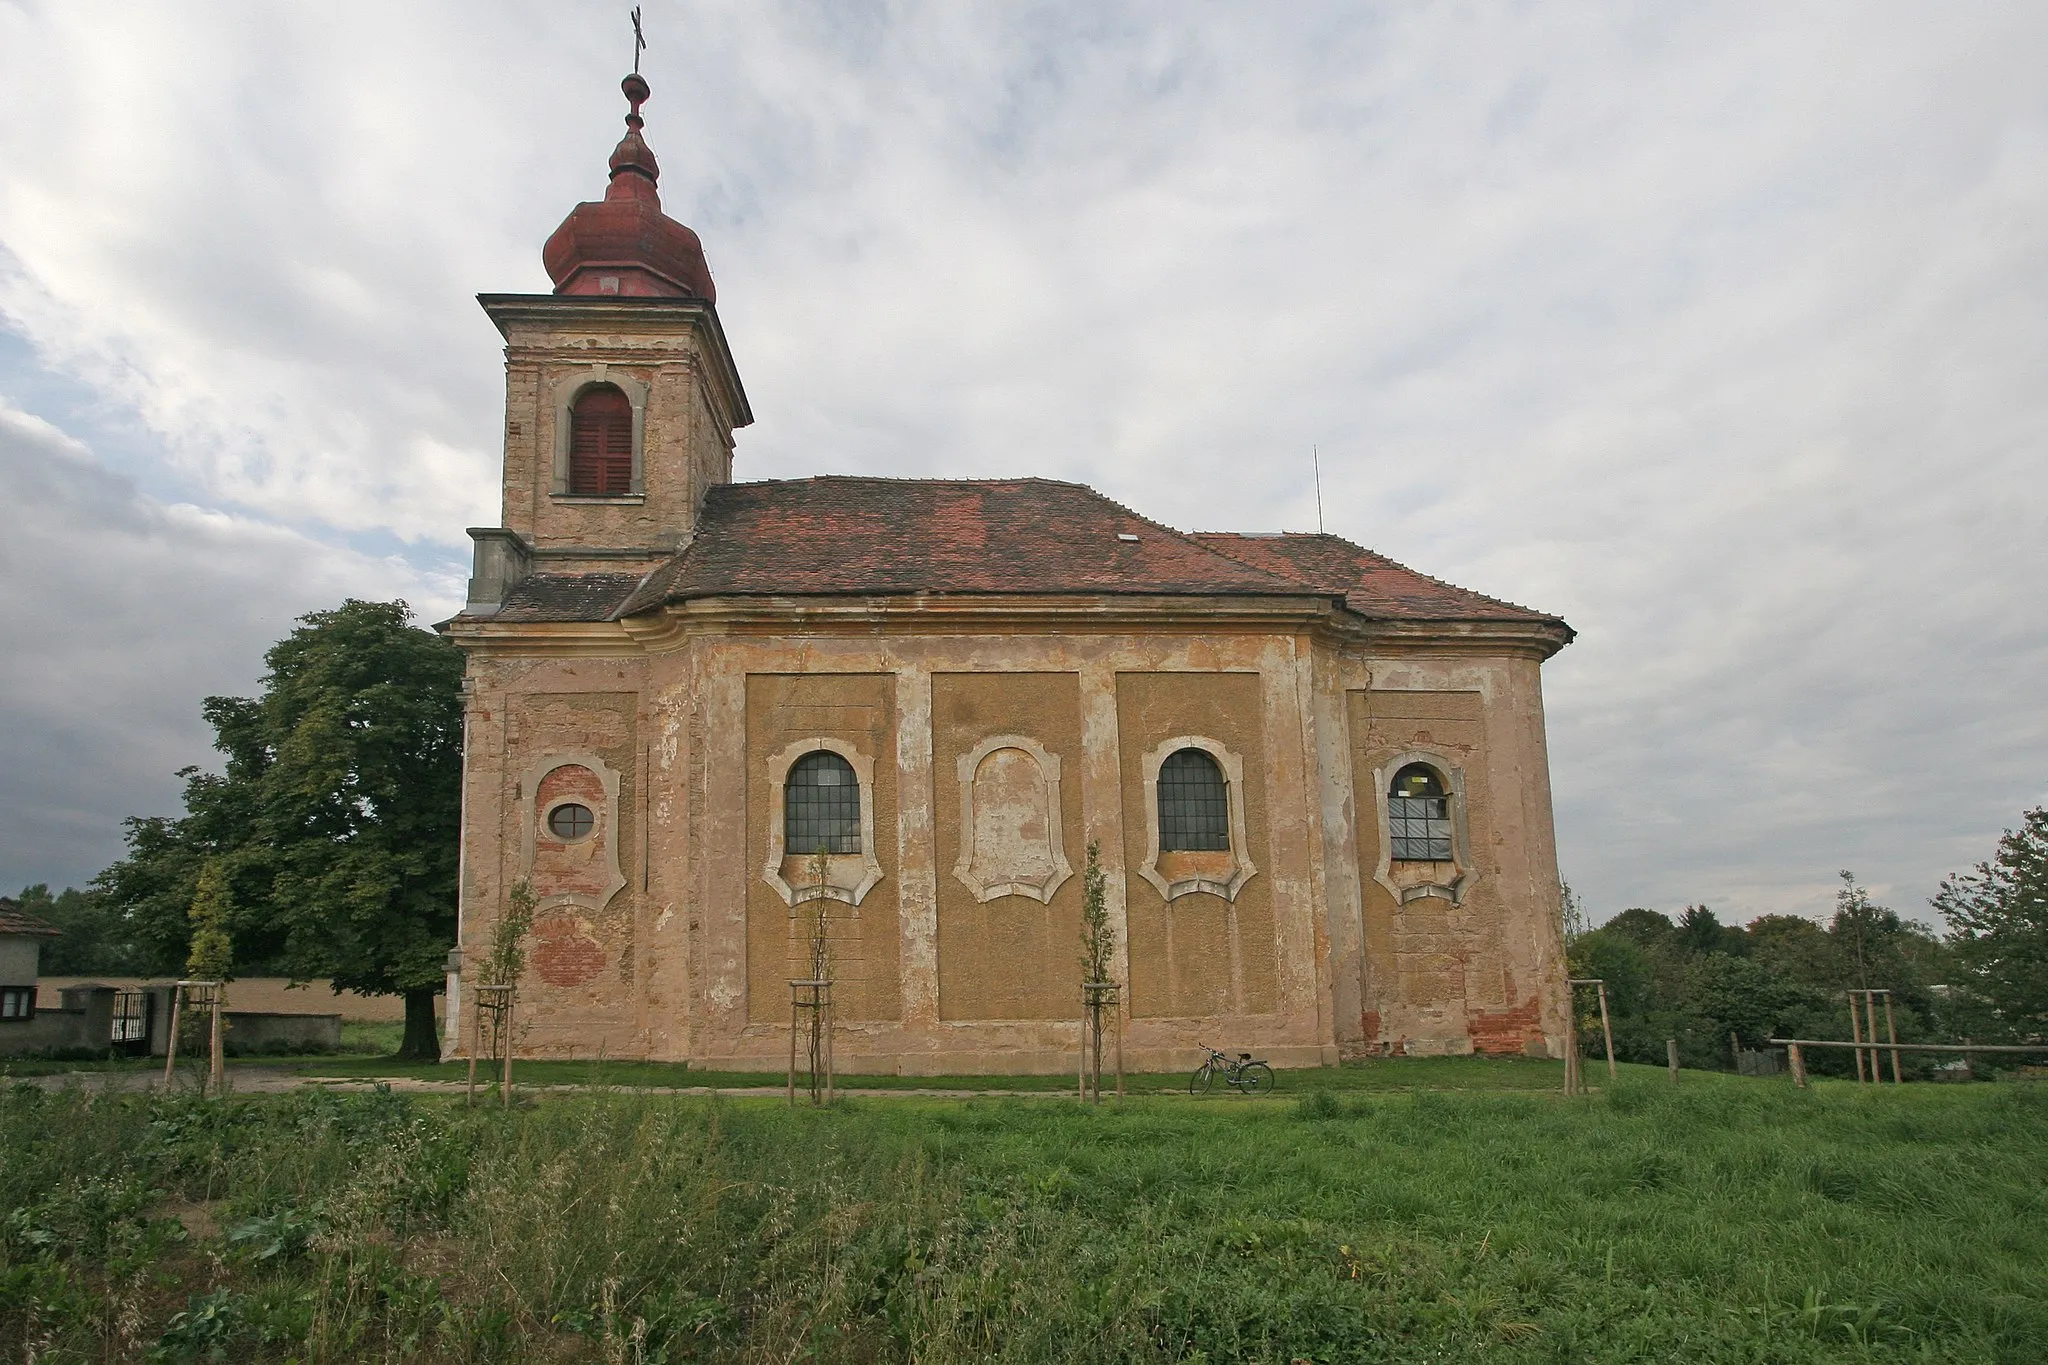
3;1068;2043;1363
3;1045;1584;1093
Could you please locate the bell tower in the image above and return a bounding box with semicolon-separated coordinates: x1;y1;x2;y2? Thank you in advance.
465;71;751;614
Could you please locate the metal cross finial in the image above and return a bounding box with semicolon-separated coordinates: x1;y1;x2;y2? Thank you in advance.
631;6;646;74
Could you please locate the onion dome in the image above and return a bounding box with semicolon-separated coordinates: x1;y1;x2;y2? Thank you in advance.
542;73;716;301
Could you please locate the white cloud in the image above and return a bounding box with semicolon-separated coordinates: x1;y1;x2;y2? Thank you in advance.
0;401;455;889
1;2;2044;921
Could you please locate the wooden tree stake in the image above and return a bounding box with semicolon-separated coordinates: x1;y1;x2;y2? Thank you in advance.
162;984;184;1088
1562;988;1581;1095
208;986;225;1097
1596;981;1616;1078
1883;992;1902;1084
1666;1037;1680;1084
500;992;514;1109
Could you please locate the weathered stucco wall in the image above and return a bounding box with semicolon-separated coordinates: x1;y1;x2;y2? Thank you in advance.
449;622;1566;1072
1344;657;1565;1057
0;937;39;986
491;303;740;565
743;672;903;1027
1116;671;1279;1021
932;672;1086;1023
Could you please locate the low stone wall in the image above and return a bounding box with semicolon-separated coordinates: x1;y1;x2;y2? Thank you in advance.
0;1006;97;1056
222;1011;342;1054
0;985;342;1058
37;977;431;1024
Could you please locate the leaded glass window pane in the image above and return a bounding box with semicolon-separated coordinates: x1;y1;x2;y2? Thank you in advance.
786;751;861;854
1159;748;1229;852
1388;763;1453;861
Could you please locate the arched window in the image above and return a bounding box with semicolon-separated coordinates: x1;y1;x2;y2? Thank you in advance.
1388;763;1453;861
567;384;633;495
1158;747;1229;852
785;751;861;854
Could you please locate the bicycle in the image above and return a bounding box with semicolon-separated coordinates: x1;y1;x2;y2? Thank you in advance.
1189;1045;1276;1097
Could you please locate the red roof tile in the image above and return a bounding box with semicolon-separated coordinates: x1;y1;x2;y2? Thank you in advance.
459;477;1569;639
0;898;59;937
496;573;646;623
1192;531;1567;628
617;477;1309;614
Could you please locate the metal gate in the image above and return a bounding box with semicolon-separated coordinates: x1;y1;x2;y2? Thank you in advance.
111;989;150;1055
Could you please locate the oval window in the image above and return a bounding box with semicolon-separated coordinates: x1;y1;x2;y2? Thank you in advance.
547;802;595;841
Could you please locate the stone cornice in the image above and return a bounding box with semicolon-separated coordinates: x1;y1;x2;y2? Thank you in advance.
444;593;1572;662
1332;616;1575;660
617;593;1342;651
476;293;752;430
441;618;640;657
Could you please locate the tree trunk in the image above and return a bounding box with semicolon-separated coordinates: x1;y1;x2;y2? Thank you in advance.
398;988;441;1061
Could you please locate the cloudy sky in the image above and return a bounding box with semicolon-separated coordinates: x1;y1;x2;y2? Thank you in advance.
2;2;2043;928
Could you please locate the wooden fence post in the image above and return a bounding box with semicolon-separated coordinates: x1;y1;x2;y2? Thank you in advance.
1788;1041;1807;1089
1666;1038;1680;1084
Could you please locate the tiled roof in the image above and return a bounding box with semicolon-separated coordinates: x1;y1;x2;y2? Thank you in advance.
615;477;1308;615
458;477;1568;637
0;898;59;937
494;573;646;623
1192;532;1566;627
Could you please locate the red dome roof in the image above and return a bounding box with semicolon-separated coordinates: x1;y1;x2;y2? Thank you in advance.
542;74;716;301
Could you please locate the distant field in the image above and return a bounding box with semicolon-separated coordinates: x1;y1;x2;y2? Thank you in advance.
3;1069;2042;1362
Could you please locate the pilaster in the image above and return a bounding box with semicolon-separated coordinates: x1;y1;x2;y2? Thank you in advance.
1077;661;1131;995
895;662;940;1031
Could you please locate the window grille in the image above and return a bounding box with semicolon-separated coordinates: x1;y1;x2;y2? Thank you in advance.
1158;748;1229;852
786;751;861;854
547;802;595;841
567;385;633;495
1388;763;1453;861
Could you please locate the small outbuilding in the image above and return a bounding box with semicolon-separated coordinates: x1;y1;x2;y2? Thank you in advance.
0;896;60;1027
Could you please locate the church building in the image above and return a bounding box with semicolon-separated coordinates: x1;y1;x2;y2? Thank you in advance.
445;72;1576;1073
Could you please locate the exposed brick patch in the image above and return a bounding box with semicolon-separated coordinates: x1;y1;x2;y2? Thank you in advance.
1360;1009;1383;1045
1467;994;1543;1055
533;916;606;988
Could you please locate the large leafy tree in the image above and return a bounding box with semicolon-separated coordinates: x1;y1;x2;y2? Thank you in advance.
96;600;464;1058
1935;807;2048;1040
8;884;144;975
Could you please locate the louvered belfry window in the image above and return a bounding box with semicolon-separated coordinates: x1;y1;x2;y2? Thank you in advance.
567;384;634;495
1158;748;1230;852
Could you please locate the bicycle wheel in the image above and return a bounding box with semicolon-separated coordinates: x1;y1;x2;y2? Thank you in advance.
1237;1063;1276;1096
1190;1064;1215;1096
